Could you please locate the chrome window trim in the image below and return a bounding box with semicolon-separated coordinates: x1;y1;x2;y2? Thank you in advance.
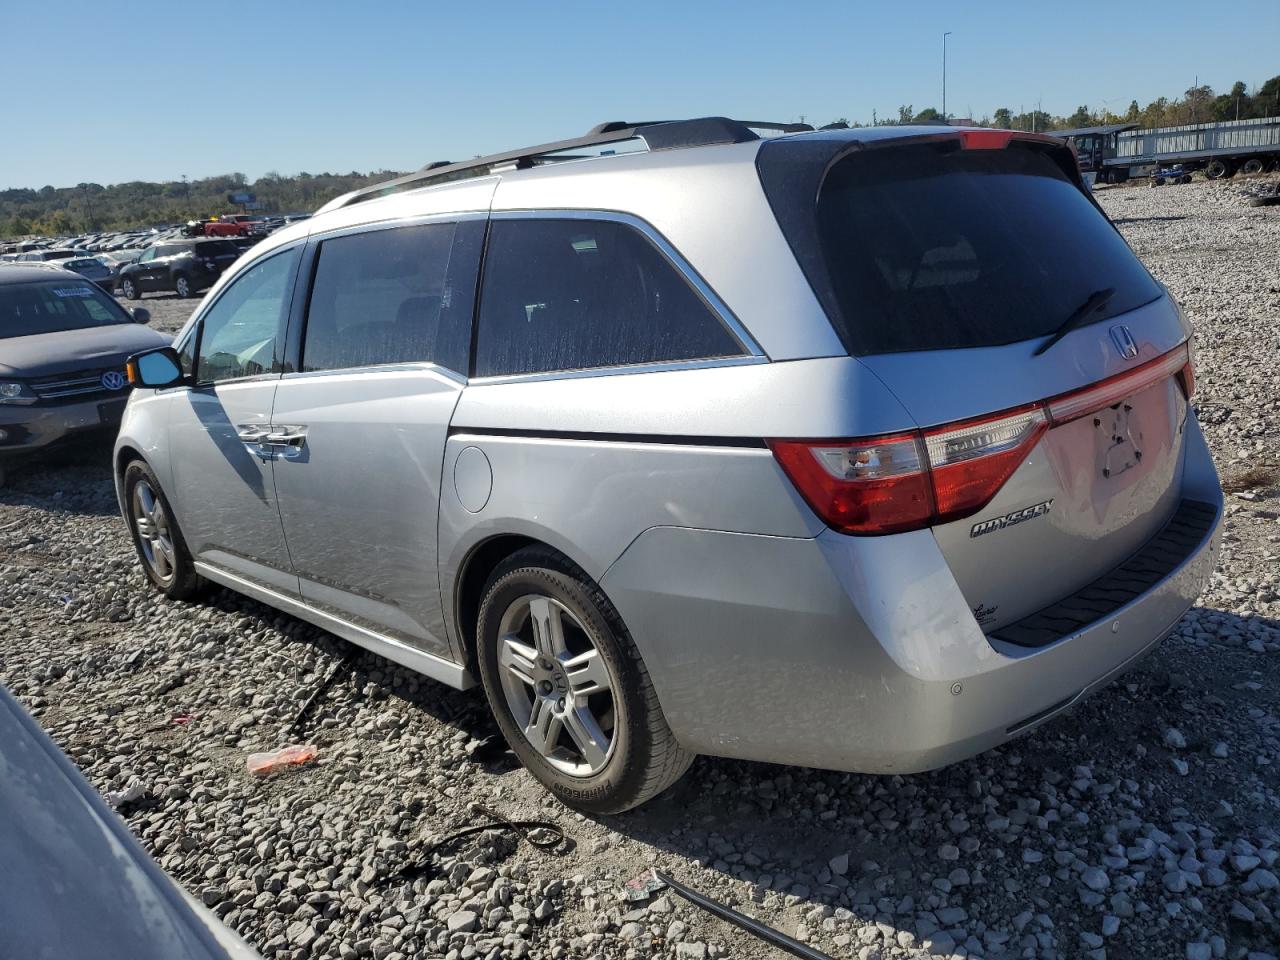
486;208;766;362
468;353;768;387
305;210;488;245
281;361;467;387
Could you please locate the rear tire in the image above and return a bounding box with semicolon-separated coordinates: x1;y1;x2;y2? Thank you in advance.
1240;158;1265;176
174;274;194;299
122;277;140;300
475;546;694;814
1204;159;1230;180
122;460;203;601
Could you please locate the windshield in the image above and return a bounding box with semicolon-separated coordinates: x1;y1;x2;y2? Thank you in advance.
814;143;1162;355
0;280;132;338
65;258;103;270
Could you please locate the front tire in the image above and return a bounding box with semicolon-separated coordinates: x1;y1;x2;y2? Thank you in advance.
475;547;694;814
122;277;140;300
123;460;203;600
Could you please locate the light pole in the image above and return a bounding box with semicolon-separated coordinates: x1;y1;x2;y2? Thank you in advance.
942;32;952;123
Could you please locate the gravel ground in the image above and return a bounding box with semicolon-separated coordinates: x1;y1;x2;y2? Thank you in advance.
2;178;1279;960
128;289;203;336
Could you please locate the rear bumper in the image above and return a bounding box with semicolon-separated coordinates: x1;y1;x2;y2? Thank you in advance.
0;397;128;460
600;417;1222;774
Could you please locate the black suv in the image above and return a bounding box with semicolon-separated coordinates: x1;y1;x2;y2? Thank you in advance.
118;239;241;299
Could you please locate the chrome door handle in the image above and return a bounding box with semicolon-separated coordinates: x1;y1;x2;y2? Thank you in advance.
261;427;307;448
236;424;272;443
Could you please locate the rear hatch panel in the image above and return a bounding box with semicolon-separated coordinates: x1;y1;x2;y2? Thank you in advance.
758;130;1197;629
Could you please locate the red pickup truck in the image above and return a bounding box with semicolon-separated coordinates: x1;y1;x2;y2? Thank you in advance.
204;214;266;238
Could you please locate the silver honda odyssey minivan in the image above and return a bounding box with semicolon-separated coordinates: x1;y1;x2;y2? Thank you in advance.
116;118;1221;813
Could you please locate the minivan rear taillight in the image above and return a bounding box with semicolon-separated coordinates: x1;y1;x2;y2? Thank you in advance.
924;405;1048;522
771;406;1045;535
769;434;933;535
771;342;1191;536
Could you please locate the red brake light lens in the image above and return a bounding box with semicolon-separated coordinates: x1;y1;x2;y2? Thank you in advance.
771;343;1191;536
768;435;933;535
1178;339;1196;399
924;406;1048;521
1045;342;1190;424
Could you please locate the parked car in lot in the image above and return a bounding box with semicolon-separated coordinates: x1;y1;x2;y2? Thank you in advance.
117;238;241;299
0;685;261;959
96;249;143;286
16;248;87;262
204;214;266;238
117;118;1221;813
62;255;117;291
0;265;166;485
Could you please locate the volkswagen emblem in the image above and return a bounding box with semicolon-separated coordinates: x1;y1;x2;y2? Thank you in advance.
101;370;127;391
1110;325;1139;360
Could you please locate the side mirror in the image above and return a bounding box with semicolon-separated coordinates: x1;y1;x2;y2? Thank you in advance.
126;347;185;389
130;307;151;325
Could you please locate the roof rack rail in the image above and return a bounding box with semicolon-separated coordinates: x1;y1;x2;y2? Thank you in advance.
331;117;815;210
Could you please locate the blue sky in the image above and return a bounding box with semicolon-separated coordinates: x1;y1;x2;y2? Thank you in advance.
3;0;1277;189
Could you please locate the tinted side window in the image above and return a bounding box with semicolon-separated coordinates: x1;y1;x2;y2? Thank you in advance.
196;249;298;384
474;219;743;377
301;221;478;375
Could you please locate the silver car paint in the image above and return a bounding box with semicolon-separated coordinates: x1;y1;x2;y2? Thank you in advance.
114;129;1221;778
270;364;464;660
436;433;825;653
598;416;1221;772
165;376;299;597
935;378;1187;630
856;294;1192;429
489;143;845;363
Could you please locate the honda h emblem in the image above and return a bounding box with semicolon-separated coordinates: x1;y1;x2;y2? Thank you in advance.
1110;325;1139;360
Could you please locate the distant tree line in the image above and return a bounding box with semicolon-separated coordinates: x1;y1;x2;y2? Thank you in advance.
832;73;1280;134
0;169;403;239
6;72;1277;239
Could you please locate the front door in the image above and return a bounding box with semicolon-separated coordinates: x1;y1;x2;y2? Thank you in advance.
166;246;301;596
271;220;482;659
133;247;159;291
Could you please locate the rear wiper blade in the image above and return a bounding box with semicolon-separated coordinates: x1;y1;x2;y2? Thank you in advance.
1033;287;1117;356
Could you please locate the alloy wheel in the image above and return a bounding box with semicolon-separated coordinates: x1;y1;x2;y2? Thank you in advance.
496;594;619;776
131;479;176;583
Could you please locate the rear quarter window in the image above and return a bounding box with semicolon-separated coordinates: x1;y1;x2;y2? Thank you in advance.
787;141;1163;355
473;218;743;377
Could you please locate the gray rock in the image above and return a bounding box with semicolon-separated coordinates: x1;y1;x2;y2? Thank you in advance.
1082;867;1110;891
447;910;478;933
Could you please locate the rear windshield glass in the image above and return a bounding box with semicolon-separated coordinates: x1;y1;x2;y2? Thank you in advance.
65;258;101;269
196;240;239;257
815;144;1162;355
0;280;131;338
